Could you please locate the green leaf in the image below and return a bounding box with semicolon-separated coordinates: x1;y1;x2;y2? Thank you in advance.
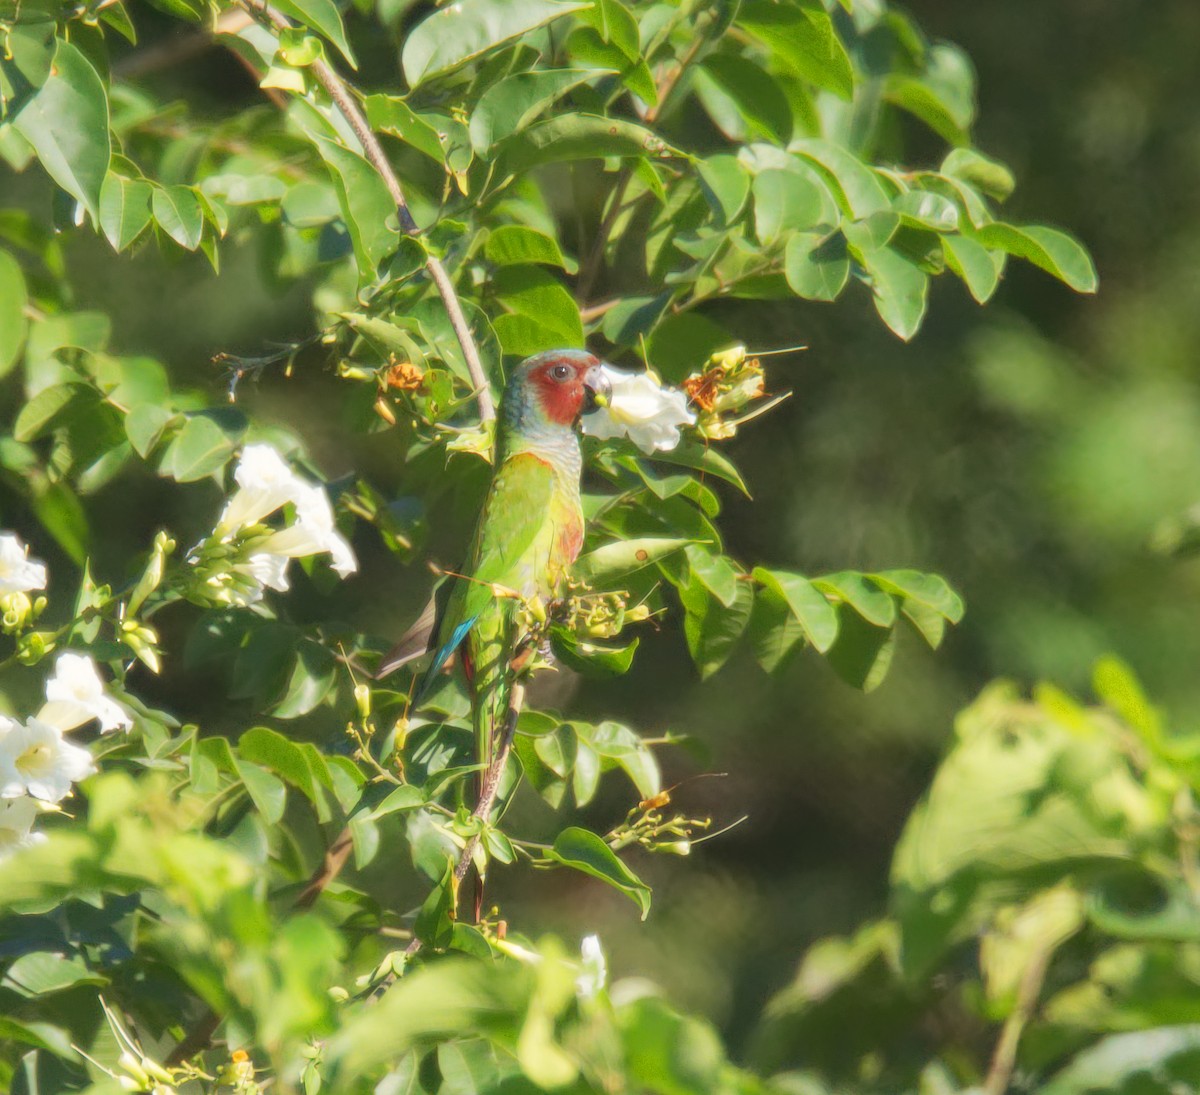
697;154;751;226
500;114;673;172
1;953;105;997
549;826;651;918
485;225;570;269
785;231;849;301
234;757;287;824
748;584;804;673
310;134;400;280
13;383;94;442
1092;656;1162;747
99;173;153;252
648;439;749;496
752;567;838;653
695;54;793;144
364;95;445;163
855;245;929;341
469;68;605;154
272;640;337;718
644;312;734;383
567;27;656;106
869;569;964;623
0;249;28;376
31;482;89;562
891;682;1131;976
1087;874;1200;943
415;862;456;949
813;571;897;627
238;726;318;801
824;605;895;691
942;233;1002;303
681;577;753;680
941;147;1015;202
0;22;56;121
737;0;854;100
281;180;341;227
578;0;640;60
752;168;827;247
492;264;583;353
163;414;236;482
974;222;1098;293
582;720;660;798
13;40;111;220
685;544;740;607
573;537;692;585
885;43;976;145
551;629;639;677
403;0;589;87
272;0;358;68
894;190;959;232
151;185;204;251
789;138;891;218
125;404;177;459
1041;1027;1200;1095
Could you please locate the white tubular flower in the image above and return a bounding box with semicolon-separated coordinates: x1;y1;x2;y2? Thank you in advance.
0;533;48;596
582;366;695;453
0;797;46;859
0;716;96;803
216;443;310;535
256;483;358;578
39;652;134;734
575;934;607;1000
211;552;293;607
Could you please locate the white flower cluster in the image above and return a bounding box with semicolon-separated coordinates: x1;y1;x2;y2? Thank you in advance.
0;652;132;859
0;531;48;632
0;532;47;596
202;443;357;606
582;364;696;454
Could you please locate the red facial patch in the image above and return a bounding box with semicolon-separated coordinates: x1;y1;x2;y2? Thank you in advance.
531;354;597;425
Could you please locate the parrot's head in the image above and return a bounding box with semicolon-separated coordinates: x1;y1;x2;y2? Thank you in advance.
505;349;612;432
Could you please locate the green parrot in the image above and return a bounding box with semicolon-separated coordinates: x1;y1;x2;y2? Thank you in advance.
380;349;611;778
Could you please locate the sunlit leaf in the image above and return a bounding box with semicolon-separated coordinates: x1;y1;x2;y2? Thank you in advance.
403;0;589;87
13;40;110;220
548;826;651;917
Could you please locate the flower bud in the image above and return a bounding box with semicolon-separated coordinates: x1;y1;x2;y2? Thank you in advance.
142;1057;175;1084
118;1052;150;1086
16;630;52;664
354;682;372;720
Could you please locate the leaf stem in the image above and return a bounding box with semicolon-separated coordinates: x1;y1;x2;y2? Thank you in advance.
237;0;496;425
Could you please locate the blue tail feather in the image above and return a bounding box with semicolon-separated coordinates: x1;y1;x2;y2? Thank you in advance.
413;615;477;704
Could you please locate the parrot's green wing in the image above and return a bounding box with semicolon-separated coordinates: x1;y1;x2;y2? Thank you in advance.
419;452;559;689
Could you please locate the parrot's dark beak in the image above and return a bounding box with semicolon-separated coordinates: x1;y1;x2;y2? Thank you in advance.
582;363;612;413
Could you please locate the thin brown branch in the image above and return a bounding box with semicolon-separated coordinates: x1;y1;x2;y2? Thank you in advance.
983;946;1053;1095
239;0;496;423
580;298;621;324
295;825;354;910
402;680;526;960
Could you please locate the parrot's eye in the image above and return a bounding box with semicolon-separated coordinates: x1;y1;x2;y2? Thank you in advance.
550;364;571;381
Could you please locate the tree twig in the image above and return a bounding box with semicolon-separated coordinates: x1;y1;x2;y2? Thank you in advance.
404;680;526;958
238;0;496;423
983;944;1053;1095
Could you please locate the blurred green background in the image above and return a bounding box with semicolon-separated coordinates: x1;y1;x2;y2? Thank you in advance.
6;0;1198;1067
